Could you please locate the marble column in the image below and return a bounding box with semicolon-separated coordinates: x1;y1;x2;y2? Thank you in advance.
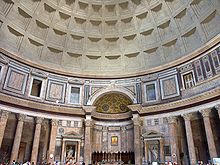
10;114;26;163
133;115;142;165
144;141;148;162
0;110;10;148
42;121;50;162
77;141;81;162
167;116;179;164
182;113;196;165
31;117;43;164
47;119;58;163
199;109;217;159
128;104;142;165
159;139;164;162
84;119;93;165
215;105;220;119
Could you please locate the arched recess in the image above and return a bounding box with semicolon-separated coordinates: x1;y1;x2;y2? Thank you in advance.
87;86;136;106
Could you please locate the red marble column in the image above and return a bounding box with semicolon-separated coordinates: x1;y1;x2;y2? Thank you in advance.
182;113;197;165
167;116;179;164
10;114;26;163
199;109;217;159
31;117;43;164
0;110;10;148
47;119;58;163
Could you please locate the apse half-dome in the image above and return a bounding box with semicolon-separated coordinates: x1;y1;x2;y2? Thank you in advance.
94;93;132;114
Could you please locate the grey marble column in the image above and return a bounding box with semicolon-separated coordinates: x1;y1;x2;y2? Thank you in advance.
182;113;196;165
199;109;217;159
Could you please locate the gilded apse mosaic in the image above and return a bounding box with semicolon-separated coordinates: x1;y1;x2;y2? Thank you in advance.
95;93;132;114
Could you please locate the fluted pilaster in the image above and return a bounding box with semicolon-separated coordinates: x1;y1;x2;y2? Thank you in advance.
84;119;93;165
133;114;142;165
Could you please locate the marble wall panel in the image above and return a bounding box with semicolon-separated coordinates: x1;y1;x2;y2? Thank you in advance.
3;64;29;95
46;79;66;103
160;74;180;99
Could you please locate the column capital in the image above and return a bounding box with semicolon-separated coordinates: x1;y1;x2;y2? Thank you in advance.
127;104;142;113
132;115;141;126
182;113;193;121
84;119;93;127
36;117;44;124
0;110;10;120
51;119;58;126
199;108;212;118
83;106;96;114
215;104;220;111
17;114;26;121
167;116;178;124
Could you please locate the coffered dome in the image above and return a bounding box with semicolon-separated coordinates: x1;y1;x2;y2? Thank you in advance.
0;0;220;77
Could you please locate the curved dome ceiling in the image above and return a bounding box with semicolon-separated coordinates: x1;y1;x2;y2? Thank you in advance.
0;0;220;77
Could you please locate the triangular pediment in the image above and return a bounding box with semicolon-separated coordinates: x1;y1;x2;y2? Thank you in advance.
142;130;164;139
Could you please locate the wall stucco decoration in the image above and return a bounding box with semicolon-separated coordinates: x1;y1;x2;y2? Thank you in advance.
94;93;132;114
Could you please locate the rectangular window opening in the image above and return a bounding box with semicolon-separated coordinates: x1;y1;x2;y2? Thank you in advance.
70;86;80;104
146;83;157;101
31;79;42;97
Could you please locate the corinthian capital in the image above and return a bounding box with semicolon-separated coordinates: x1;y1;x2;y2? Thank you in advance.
167;116;177;124
17;114;26;121
0;110;10;120
182;113;193;121
36;117;44;124
51;119;58;126
215;104;220;111
84;119;93;127
199;108;211;118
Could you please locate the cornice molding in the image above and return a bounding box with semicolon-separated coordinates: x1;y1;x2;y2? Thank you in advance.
91;111;132;120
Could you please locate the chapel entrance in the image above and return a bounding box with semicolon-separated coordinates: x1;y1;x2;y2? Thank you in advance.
91;92;135;164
